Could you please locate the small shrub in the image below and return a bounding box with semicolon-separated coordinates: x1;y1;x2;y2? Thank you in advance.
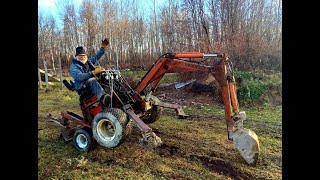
234;70;282;107
237;80;266;100
235;71;266;101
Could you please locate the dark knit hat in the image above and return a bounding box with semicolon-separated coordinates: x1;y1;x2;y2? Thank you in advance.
75;46;86;56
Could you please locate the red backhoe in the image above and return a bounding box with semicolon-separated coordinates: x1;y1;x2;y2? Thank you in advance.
47;52;260;165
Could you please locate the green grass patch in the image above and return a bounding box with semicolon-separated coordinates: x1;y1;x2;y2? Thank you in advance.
234;70;282;107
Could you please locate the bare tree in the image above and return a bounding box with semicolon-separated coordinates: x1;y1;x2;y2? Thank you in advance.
38;0;282;73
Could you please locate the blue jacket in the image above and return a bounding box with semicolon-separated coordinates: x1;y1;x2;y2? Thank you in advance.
70;48;105;90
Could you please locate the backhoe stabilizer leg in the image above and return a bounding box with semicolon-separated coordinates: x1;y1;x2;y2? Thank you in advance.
156;101;189;119
123;105;163;149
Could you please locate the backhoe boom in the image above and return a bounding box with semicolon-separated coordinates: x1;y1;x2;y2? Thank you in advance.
134;52;260;165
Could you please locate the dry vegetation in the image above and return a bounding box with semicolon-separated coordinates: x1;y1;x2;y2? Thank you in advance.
39;0;281;73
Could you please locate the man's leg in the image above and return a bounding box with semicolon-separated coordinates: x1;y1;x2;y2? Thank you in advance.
85;77;111;107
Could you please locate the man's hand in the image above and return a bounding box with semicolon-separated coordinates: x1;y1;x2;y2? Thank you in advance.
92;66;103;76
101;38;109;48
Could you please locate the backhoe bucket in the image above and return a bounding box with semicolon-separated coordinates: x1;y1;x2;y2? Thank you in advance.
231;128;260;165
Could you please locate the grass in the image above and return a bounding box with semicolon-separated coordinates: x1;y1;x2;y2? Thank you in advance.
39;71;281;179
235;70;282;107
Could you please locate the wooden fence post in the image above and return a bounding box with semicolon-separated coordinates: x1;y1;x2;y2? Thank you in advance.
114;52;118;70
38;68;42;89
58;58;63;89
43;60;49;93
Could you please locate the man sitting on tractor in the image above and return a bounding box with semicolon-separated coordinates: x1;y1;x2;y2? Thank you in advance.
70;38;111;107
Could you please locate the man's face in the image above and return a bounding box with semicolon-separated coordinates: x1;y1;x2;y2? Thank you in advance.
77;54;88;64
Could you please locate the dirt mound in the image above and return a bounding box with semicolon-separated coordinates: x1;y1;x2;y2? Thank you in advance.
155;82;222;107
150;142;255;179
188;154;253;180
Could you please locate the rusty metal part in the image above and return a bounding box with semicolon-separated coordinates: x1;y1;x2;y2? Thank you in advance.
47;112;90;142
123;104;163;149
61;111;90;128
123;103;163;149
47;113;67;127
123;104;152;133
156;101;189;119
144;94;188;119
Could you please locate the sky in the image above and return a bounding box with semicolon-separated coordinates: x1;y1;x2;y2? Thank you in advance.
39;0;171;30
39;0;168;21
38;0;59;16
38;0;83;18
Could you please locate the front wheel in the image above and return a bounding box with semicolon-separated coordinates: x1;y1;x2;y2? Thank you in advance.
73;128;95;152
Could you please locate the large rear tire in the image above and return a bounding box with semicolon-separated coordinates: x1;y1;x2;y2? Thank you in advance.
104;108;133;138
92;108;132;148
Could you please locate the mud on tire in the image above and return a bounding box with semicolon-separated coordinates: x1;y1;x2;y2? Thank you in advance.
92;108;132;148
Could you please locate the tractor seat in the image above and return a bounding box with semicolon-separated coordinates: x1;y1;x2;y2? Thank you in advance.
63;79;75;91
62;79;94;99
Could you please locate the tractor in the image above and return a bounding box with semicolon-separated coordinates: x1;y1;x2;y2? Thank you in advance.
47;52;260;165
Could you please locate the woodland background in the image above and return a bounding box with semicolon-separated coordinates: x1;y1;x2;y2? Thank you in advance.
38;0;282;73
